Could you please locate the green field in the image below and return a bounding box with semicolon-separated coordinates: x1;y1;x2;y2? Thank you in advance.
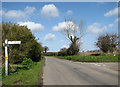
56;54;120;62
2;57;45;85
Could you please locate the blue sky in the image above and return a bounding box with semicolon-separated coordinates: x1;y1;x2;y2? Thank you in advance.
2;2;118;52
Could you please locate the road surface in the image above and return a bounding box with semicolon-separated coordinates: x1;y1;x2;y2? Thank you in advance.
43;56;118;85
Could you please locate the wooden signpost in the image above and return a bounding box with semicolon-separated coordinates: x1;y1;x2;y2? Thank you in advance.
3;39;21;76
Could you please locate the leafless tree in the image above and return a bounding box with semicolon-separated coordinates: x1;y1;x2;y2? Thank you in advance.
62;19;85;55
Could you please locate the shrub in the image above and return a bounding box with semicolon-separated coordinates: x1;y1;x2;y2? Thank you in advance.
66;42;79;55
58;52;67;56
58;48;67;56
21;58;36;70
2;22;43;64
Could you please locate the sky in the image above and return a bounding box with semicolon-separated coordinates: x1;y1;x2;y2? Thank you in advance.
1;2;118;52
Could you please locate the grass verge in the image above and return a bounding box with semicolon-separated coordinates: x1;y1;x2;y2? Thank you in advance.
56;54;120;62
2;57;45;85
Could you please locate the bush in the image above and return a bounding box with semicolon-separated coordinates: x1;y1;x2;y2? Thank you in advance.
90;54;101;56
58;43;80;56
21;58;36;70
66;43;79;55
2;22;43;64
58;52;67;56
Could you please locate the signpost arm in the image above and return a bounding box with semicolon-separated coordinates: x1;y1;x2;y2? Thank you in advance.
5;40;8;76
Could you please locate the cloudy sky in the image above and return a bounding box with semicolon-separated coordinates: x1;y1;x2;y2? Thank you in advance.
2;2;118;52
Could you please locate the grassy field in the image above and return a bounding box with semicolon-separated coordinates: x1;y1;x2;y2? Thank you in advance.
2;57;45;85
56;54;120;62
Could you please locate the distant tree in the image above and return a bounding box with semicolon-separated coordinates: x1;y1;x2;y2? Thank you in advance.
62;19;85;55
60;47;67;52
44;46;49;53
58;47;67;56
96;33;118;53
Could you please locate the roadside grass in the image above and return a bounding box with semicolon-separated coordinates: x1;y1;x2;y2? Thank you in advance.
2;57;45;85
0;65;2;86
56;54;120;62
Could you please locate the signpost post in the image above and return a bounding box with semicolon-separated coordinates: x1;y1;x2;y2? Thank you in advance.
4;39;21;76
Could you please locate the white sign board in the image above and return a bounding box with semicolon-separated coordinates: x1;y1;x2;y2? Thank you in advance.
8;41;21;44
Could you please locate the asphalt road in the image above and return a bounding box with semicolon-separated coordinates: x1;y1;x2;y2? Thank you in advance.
43;56;118;85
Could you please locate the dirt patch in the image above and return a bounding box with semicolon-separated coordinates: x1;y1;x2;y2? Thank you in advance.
13;80;22;84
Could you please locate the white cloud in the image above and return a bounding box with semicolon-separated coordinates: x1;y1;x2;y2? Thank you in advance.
0;10;1;15
108;24;114;28
107;18;119;28
41;4;59;18
3;6;36;21
60;40;65;42
53;22;66;31
24;6;36;14
60;39;70;43
44;33;56;41
0;10;3;16
4;10;27;20
17;21;44;32
104;7;118;17
67;10;72;15
62;45;68;48
107;18;120;28
114;18;120;23
53;21;79;32
86;23;107;34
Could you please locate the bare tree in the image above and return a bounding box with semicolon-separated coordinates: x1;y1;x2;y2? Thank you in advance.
62;19;85;55
63;19;84;42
